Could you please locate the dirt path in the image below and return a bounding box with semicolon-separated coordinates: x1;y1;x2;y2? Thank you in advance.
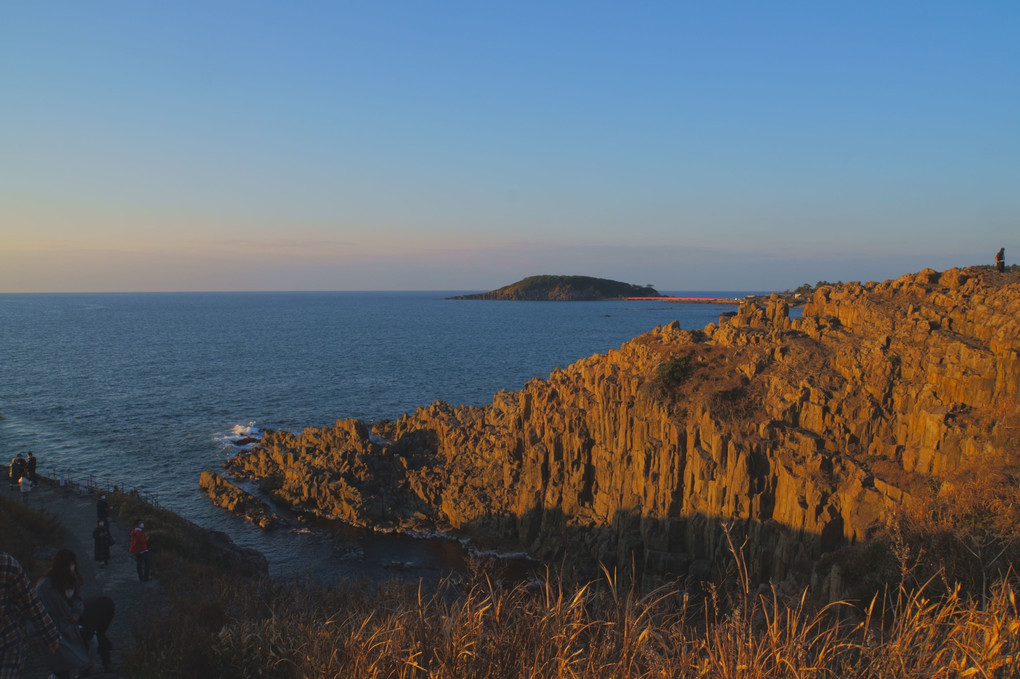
6;481;168;678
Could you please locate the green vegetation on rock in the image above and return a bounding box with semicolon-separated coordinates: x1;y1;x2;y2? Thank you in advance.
449;275;659;300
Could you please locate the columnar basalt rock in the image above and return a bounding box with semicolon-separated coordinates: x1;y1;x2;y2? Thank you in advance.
219;268;1020;587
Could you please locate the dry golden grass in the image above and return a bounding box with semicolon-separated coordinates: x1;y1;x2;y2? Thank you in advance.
889;461;1020;609
114;491;1020;678
173;565;1017;679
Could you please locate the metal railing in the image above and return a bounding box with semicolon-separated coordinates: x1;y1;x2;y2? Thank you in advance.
35;466;167;510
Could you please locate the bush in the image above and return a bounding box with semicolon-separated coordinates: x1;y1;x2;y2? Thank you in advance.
889;462;1020;606
653;353;694;401
0;495;61;577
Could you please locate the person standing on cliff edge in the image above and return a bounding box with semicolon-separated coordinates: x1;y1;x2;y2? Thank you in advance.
8;455;24;492
995;247;1005;272
25;452;37;485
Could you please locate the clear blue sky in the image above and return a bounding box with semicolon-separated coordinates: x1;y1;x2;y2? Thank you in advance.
2;1;1017;292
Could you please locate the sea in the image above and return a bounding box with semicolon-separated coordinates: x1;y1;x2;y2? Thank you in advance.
0;291;764;583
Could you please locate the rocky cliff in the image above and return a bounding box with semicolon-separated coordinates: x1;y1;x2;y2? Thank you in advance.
220;268;1020;589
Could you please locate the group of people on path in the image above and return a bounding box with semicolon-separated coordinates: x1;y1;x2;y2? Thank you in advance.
93;496;151;582
0;550;114;679
1;487;155;677
7;453;37;505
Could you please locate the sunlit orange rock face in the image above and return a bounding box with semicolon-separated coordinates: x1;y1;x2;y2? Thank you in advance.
199;470;281;530
225;267;1020;584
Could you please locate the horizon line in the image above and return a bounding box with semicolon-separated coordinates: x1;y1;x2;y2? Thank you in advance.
0;287;778;296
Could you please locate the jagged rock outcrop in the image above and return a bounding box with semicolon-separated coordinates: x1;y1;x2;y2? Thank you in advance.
199;471;282;530
221;268;1020;587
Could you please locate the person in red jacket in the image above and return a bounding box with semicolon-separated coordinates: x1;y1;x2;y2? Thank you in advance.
129;519;151;582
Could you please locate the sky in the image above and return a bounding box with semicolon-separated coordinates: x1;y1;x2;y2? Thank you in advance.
1;1;1017;293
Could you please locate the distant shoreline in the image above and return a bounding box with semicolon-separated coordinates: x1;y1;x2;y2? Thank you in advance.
627;296;742;304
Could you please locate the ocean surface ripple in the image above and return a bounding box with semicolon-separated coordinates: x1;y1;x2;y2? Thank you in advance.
1;290;757;581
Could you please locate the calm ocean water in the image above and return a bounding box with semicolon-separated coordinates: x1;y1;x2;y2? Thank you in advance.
0;291;758;581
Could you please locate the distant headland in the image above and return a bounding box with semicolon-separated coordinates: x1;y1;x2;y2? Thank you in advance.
447;275;659;301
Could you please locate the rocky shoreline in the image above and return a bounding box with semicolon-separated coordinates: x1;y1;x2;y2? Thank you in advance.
204;267;1020;595
199;470;283;530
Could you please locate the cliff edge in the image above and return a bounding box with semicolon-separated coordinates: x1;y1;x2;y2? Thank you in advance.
220;267;1020;591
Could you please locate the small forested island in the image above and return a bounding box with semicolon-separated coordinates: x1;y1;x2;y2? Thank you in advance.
448;275;659;301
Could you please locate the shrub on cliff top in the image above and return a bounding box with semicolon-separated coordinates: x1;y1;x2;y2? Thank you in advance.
891;461;1020;607
709;382;758;421
652;352;694;401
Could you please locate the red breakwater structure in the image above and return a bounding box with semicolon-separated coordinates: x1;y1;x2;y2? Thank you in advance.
221;268;1020;590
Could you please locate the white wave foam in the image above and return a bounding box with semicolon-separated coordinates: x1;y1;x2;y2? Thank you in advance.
216;420;262;449
232;421;260;437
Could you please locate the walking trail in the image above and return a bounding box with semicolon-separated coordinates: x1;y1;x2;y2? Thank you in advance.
7;480;168;678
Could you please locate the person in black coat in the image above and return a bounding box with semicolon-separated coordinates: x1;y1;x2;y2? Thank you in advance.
96;495;111;528
80;595;116;672
93;519;112;567
26;452;38;484
9;454;25;491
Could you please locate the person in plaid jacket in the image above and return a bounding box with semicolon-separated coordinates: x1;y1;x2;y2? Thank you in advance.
0;552;60;678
